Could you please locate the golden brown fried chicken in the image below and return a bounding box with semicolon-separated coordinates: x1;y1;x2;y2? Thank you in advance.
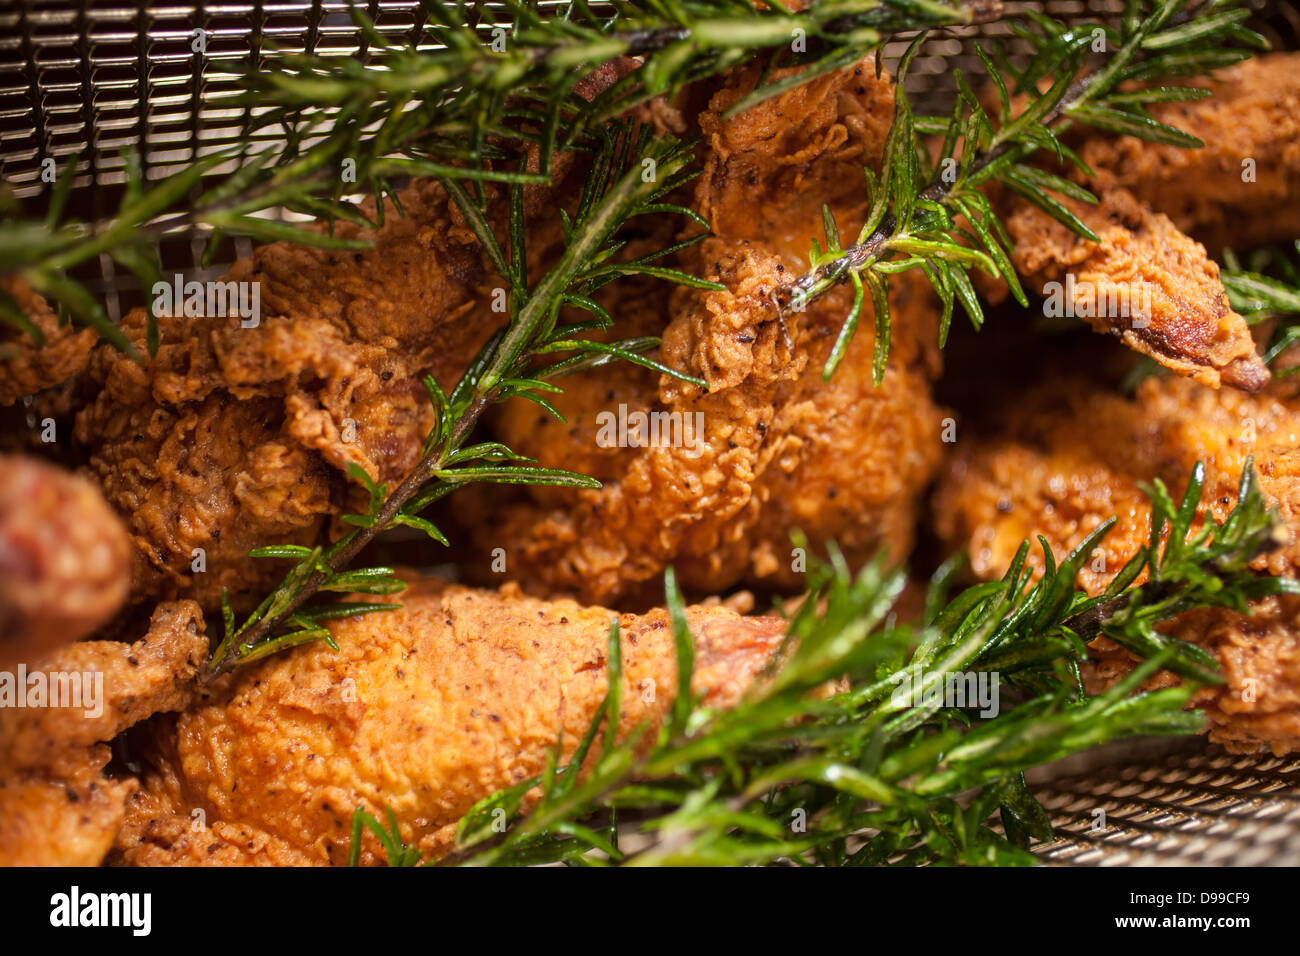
1086;595;1300;756
456;58;945;605
0;454;131;668
0;601;207;865
118;578;787;866
70;177;501;611
1004;185;1267;391
934;371;1300;590
0;277;96;409
987;55;1300;392
4;70;633;616
0;748;136;867
1073;53;1300;256
932;366;1300;753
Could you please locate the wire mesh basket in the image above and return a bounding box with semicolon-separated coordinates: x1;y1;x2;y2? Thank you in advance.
2;0;1298;865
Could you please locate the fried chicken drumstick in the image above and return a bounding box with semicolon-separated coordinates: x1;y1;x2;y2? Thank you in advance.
933;365;1300;754
116;578;786;866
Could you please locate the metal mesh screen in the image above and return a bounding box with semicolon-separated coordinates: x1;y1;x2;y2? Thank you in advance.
1028;740;1300;866
2;0;1297;865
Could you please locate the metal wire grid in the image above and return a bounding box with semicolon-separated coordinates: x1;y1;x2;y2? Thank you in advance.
0;0;1129;320
1029;742;1300;866
3;1;1299;866
0;1;1149;197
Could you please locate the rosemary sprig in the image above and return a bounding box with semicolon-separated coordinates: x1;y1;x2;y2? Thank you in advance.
1222;241;1300;376
346;459;1296;867
204;125;717;679
783;0;1266;383
1;0;995;356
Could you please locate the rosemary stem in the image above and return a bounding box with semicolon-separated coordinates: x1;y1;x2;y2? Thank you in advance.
780;15;1143;309
202;391;493;681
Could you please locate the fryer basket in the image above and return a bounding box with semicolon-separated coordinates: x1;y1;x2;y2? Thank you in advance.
2;0;1297;865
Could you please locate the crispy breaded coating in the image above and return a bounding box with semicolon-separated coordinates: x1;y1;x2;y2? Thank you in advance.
933;372;1300;592
986;55;1298;390
0;455;131;668
0;601;208;865
0;600;207;775
71;178;502;611
456;59;944;604
0;747;135;867
1074;53;1300;255
0;277;97;408
113;787;318;867
1086;595;1300;756
121;578;786;866
932;368;1300;752
1005;185;1268;391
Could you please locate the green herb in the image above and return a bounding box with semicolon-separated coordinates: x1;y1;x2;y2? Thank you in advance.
346;459;1296;866
785;0;1266;382
204;125;714;678
0;0;995;355
1222;241;1300;377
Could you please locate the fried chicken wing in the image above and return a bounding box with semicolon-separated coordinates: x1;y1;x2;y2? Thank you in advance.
1073;53;1300;256
1005;186;1268;391
0;601;207;865
987;56;1300;392
118;578;786;866
454;59;945;605
932;365;1300;752
0;455;131;667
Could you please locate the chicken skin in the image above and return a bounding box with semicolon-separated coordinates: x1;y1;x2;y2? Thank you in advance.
932;367;1300;753
67;177;503;612
117;578;787;866
0;276;97;410
0;601;207;865
0;455;131;668
991;57;1300;392
1004;185;1267;391
456;58;945;605
1086;594;1300;757
1071;53;1300;257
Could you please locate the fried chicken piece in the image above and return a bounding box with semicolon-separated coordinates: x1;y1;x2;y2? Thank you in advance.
986;56;1300;391
932;367;1300;753
0;276;97;409
119;578;787;866
0;601;207;774
28;69;629;615
69;177;500;611
0;455;131;668
456;58;944;605
1085;595;1300;757
113;788;318;867
1073;53;1300;256
933;371;1300;591
0;747;135;867
0;601;208;865
66;171;584;613
1005;186;1268;391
